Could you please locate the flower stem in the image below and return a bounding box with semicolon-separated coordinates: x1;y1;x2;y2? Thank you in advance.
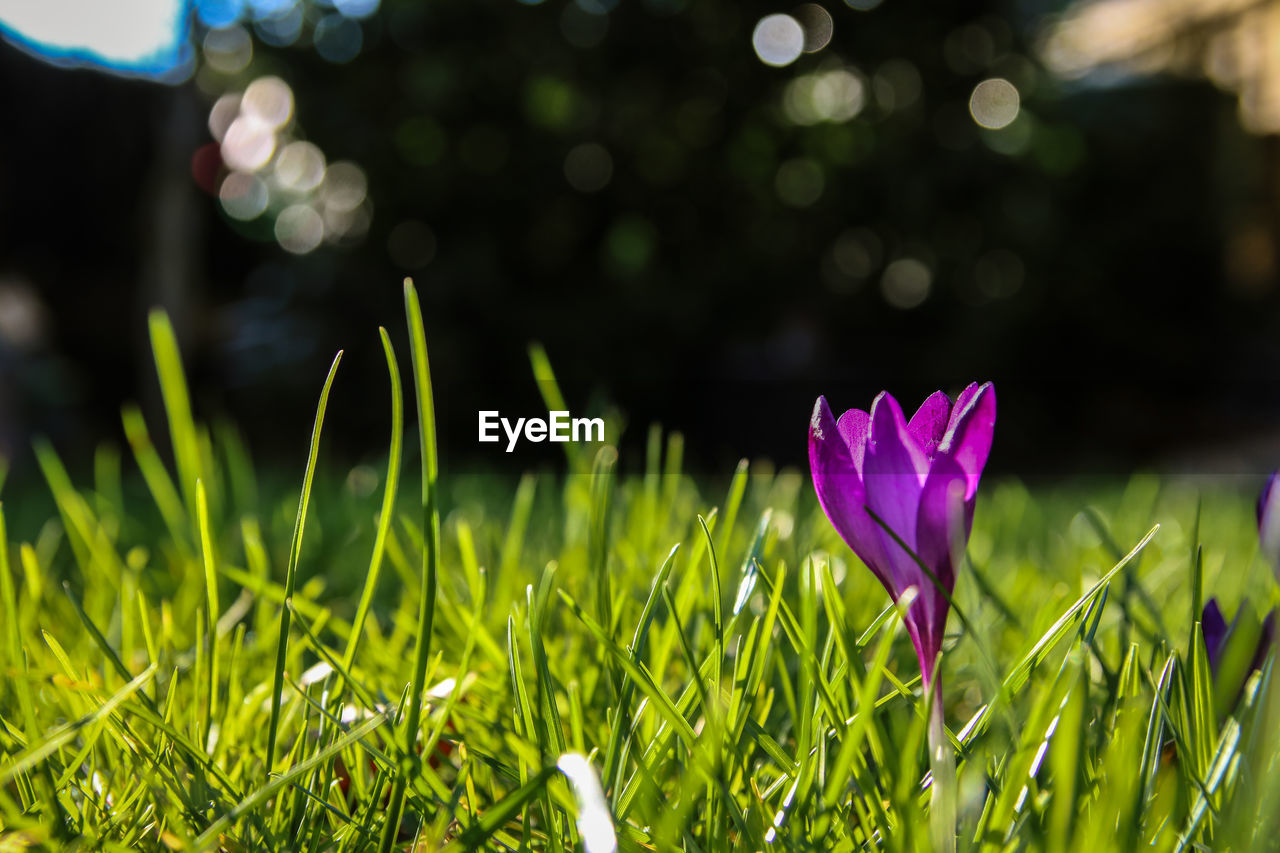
927;677;957;853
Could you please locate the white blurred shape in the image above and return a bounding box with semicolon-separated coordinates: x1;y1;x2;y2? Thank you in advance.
275;140;326;191
321;161;368;213
557;754;617;853
208;93;241;143
241;75;294;129
219;172;269;220
969;77;1019;129
275;204;325;253
752;14;805;67
0;0;186;72
221;116;276;171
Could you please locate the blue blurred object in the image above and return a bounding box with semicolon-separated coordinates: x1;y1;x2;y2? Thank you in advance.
195;0;244;28
0;0;193;81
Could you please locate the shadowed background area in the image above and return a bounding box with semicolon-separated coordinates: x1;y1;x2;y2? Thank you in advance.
2;0;1280;478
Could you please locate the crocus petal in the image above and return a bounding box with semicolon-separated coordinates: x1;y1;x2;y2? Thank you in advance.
1258;471;1276;529
1259;471;1280;573
837;408;871;477
938;382;996;500
909;454;968;678
915;455;969;593
863;392;930;596
810;397;861;498
907;391;953;460
1202;598;1229;672
810;397;896;595
864;391;927;533
867;391;929;479
949;382;982;422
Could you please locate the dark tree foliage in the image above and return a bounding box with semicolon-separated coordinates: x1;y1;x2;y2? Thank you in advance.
1;0;1278;477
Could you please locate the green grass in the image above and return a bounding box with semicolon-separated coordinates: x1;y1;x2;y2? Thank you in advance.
2;283;1280;850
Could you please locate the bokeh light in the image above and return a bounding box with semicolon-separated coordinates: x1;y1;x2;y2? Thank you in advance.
241;76;294;129
208;93;241;142
190;143;223;194
822;227;883;293
0;280;47;350
221;115;276;171
253;2;304;47
775;158;824;206
783;68;865;124
752;14;805;68
881;258;932;308
246;0;294;18
832;228;882;279
196;0;246;28
603;216;656;276
202;66;375;256
795;4;834;53
219;171;269;220
274;140;326;192
564;143;613;192
320;162;368;213
969;78;1020;129
333;0;380;19
203;26;253;75
313;14;362;63
872;60;922;112
275;203;325;253
322;201;371;244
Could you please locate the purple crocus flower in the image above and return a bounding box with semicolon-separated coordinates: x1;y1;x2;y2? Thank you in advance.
1202;598;1273;674
1199;472;1280;715
1202;597;1274;714
808;383;996;689
1202;598;1231;674
1259;471;1280;571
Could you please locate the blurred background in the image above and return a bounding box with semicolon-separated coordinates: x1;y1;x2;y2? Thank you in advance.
2;0;1280;479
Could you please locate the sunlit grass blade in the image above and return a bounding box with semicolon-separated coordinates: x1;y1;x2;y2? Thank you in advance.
341;327;403;678
195;714;387;850
266;350;343;770
148;310;206;530
378;278;441;853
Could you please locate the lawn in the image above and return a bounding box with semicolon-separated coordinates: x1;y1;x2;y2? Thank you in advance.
1;284;1277;851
